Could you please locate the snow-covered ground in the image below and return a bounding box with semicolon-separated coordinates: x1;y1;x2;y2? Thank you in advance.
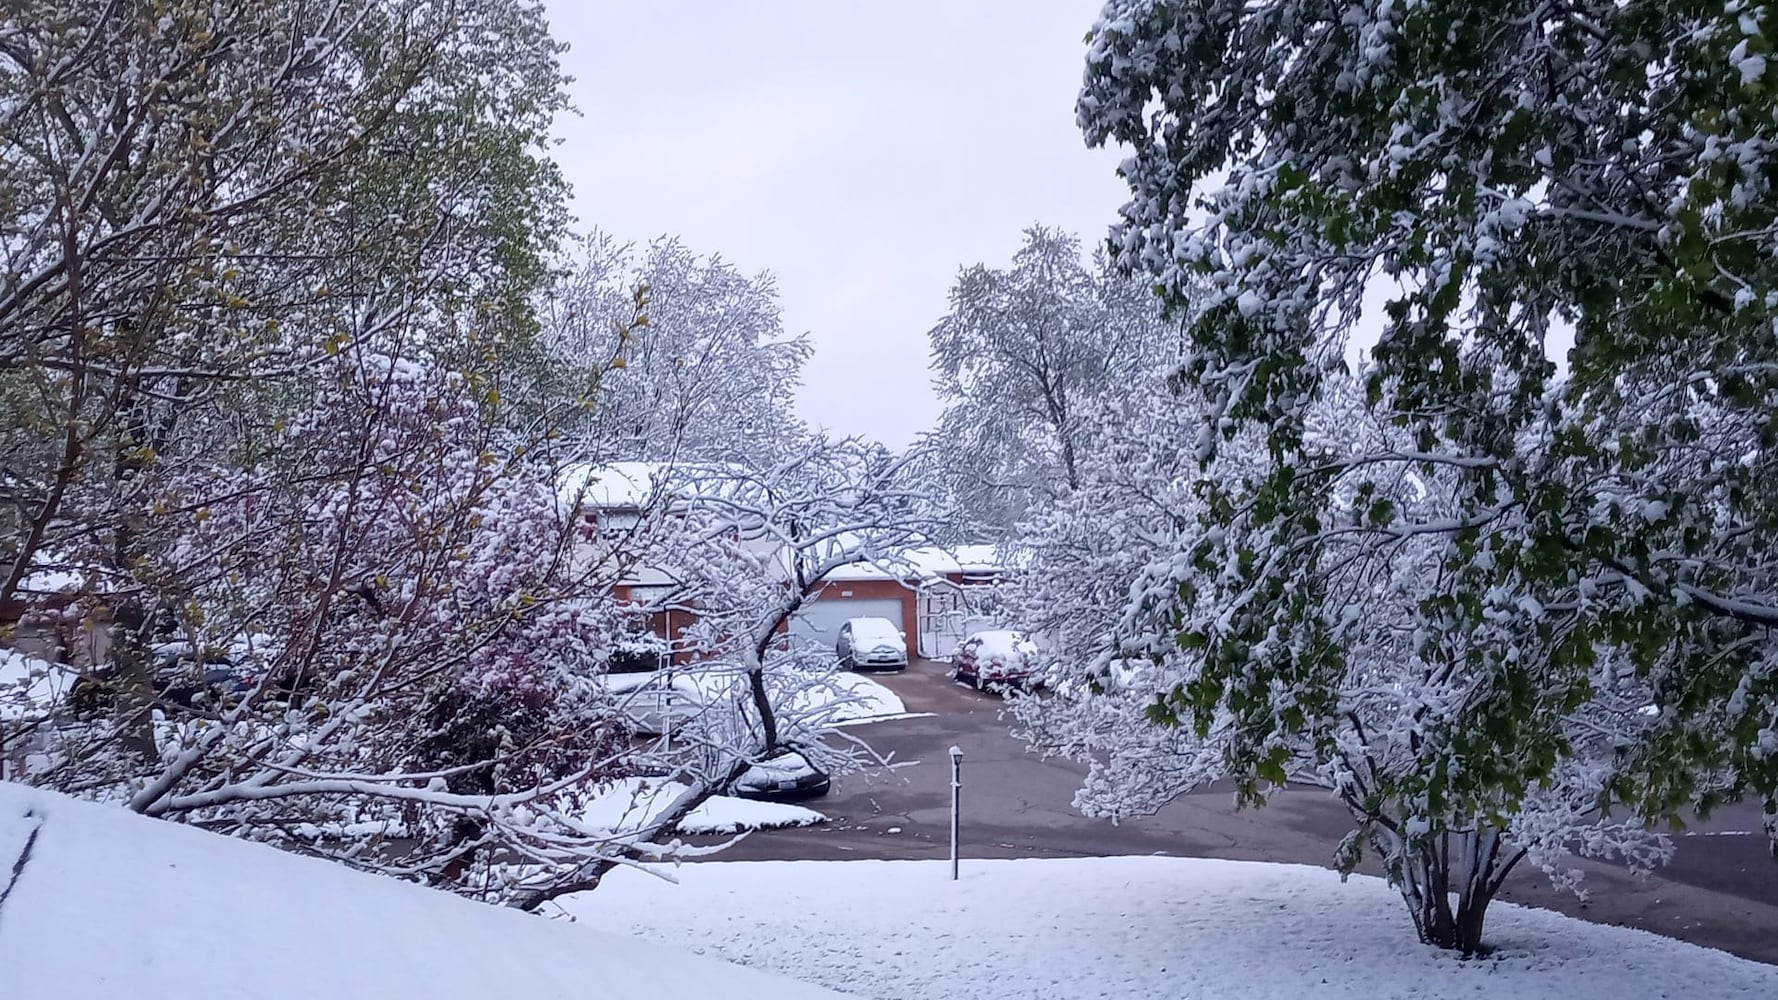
561;857;1778;1000
0;782;850;1000
8;777;1775;1000
796;669;914;726
581;776;826;835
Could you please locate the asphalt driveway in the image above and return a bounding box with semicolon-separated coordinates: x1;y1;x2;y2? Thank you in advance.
716;658;1778;965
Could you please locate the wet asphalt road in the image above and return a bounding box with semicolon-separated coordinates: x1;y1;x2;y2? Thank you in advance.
712;659;1778;965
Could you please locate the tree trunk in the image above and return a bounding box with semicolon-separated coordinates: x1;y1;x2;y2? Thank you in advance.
1401;827;1504;956
108;601;159;761
109;396;161;762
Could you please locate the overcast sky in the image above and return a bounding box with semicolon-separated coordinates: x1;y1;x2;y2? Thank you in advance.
544;2;1127;450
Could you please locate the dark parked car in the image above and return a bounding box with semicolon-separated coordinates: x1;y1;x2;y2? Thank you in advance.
74;642;255;716
731;745;831;802
151;643;256;706
951;629;1040;692
836;616;908;672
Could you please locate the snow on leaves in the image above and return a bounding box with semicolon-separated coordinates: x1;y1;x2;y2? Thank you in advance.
1066;0;1778;951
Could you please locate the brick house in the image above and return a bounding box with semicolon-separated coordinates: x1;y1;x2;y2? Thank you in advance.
791;545;1007;660
563;462;1009;664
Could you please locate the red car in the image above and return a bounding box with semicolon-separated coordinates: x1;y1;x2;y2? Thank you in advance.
951;629;1041;691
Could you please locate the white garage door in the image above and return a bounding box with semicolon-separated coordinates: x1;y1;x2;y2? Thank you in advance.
790;593;905;650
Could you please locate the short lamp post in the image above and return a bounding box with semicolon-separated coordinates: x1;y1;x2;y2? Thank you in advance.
948;745;964;881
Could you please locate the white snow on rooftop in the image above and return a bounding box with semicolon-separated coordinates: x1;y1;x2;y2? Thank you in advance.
823;544;1008;581
559;460;759;510
0;783;849;1000
558;460;669;509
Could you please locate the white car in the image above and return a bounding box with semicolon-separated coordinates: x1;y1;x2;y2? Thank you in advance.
835;616;908;672
603;671;705;735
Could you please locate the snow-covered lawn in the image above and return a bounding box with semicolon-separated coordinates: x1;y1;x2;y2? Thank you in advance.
0;783;848;1000
561;857;1778;1000
10;777;1774;1000
581;776;826;835
799;670;913;726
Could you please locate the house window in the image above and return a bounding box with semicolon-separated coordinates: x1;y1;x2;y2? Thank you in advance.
625;584;674;607
599;510;642;537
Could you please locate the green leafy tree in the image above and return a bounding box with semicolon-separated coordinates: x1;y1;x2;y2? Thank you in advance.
1;0;569;743
1077;0;1778;952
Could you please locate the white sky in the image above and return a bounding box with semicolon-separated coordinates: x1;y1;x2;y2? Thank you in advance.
544;2;1127;450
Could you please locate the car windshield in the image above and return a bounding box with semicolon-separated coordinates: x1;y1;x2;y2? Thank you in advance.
966;630;1027;656
846;618;901;645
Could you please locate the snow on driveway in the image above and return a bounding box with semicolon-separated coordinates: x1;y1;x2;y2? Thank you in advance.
561;857;1778;1000
797;670;914;726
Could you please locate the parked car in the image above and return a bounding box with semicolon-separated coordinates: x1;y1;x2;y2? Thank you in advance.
143;642;257;706
731;744;832;802
836;616;907;672
602;670;705;736
951;629;1041;692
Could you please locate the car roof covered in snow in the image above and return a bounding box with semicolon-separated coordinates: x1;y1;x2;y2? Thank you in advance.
845;617;902;641
962;629;1030;653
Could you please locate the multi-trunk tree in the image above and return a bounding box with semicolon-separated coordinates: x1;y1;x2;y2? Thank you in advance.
1009;373;1673;954
0;1;669;906
1;0;569;711
1037;0;1778;953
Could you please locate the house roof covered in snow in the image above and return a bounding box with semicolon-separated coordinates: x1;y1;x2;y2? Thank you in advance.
559;460;756;511
559;461;670;509
823;544;1011;582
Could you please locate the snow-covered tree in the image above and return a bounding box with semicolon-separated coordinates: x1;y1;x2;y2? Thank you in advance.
3;345;669;897
1010;371;1678;953
501;435;940;909
1055;0;1778;952
541;235;811;466
998;372;1210;682
0;2;779;907
0;0;570;739
926;225;1182;538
